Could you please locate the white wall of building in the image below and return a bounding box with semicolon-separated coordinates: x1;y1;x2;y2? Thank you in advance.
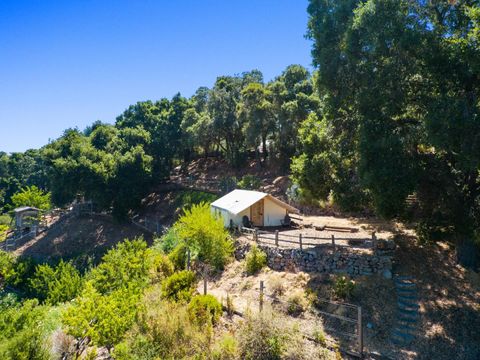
212;198;288;228
263;197;288;226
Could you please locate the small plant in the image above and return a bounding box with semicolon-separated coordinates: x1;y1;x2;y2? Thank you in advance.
286;291;308;316
225;293;235;316
161;270;197;302
245;244;267;275
269;274;285;297
313;328;327;346
188;294;223;326
212;334;237;360
333;276;356;300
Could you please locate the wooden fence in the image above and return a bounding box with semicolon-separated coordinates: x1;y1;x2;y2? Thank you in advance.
241;227;377;250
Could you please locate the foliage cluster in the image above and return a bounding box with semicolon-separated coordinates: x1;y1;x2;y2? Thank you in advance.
245;244;267;275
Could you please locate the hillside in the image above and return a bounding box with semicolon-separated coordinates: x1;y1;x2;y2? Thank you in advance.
13;214;153;264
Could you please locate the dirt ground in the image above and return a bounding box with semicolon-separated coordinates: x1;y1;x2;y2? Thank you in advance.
14;214;152;265
204;213;480;360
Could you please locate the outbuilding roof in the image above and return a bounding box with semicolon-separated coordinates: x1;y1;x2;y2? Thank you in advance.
211;189;298;215
14;206;41;213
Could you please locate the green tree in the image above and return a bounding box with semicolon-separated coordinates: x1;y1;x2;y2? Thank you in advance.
11;185;51;211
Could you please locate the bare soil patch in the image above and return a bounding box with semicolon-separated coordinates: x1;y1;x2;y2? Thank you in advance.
14;214;152;264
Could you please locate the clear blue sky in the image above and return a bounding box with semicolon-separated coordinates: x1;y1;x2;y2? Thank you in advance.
0;0;312;153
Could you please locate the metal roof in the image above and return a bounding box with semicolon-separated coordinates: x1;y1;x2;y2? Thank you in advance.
211;189;298;215
14;206;41;213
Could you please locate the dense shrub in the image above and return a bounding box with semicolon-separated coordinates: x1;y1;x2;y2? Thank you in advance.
88;238;151;294
29;260;83;305
269;274;285;296
113;295;210;360
149;252;174;283
237;175;262;190
175;203;233;270
245;244;267;275
161;270;197;302
333;276;356;300
0;251;36;291
0;225;8;242
188;294;222;325
0;299;52;360
62;282;140;349
155;227;181;254
168;242;188;271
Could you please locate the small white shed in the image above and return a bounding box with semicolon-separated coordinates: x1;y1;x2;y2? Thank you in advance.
211;189;298;228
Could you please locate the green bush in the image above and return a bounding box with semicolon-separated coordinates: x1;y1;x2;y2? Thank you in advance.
168;242;188;271
62;282;140;349
149;252;174;283
188;294;222;326
237;175;262;190
286;291;309;316
29;260;83;305
245;245;267;275
175;203;233;270
212;334;237;360
333;276;356;300
154;227;181;254
88;238;151;294
161;270;197;302
113;297;211;360
0;299;52;360
0;225;9;242
0;252;36;291
0;215;12;227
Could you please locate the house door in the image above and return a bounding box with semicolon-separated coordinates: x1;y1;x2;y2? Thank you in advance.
250;199;264;226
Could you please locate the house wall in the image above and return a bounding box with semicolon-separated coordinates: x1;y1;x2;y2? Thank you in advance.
211;199;288;228
263;198;288;226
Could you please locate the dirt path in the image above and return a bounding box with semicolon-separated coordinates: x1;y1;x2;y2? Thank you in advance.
391;236;480;360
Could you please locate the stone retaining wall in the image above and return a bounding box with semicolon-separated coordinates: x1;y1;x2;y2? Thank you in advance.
235;242;394;277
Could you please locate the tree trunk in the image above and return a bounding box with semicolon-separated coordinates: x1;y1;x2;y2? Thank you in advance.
262;134;267;163
456;236;480;271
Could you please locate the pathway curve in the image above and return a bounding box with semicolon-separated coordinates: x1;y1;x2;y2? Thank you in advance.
391;275;420;347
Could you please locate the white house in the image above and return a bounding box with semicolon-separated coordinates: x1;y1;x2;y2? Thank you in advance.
211;189;298;228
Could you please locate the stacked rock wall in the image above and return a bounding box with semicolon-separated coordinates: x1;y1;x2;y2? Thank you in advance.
235;242;394;277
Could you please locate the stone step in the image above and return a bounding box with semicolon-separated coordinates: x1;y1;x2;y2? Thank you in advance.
398;308;419;318
392;329;415;344
397;323;417;333
398;300;420;310
398;316;418;324
398;294;418;301
395;275;414;281
395;281;416;289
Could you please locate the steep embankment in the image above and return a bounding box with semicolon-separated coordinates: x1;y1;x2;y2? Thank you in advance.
14;214;152;264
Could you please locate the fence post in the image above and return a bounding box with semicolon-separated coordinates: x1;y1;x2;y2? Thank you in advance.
186;248;191;271
331;234;336;251
203;277;207;295
254;229;258;242
275;230;279;247
372;231;377;249
299;233;303;250
358;306;363;357
259;281;264;312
